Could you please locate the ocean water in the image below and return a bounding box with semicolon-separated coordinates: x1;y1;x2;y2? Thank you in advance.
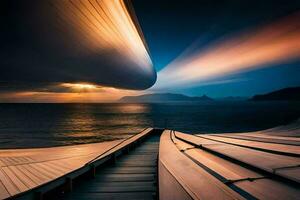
0;101;299;148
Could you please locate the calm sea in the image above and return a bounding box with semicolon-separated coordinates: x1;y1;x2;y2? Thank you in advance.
0;101;299;148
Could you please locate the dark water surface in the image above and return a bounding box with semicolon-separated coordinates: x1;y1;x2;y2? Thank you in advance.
0;101;299;148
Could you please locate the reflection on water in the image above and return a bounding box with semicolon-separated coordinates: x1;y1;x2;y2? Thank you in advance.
0;101;299;148
58;104;149;145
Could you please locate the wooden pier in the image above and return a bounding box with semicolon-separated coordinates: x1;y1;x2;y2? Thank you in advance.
159;121;300;199
0;120;299;200
0;128;159;199
63;133;160;200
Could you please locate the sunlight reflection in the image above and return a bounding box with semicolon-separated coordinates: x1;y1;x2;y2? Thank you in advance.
55;104;150;145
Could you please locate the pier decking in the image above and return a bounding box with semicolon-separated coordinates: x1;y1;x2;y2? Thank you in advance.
0;121;300;200
0;128;156;199
159;121;300;199
63;133;160;200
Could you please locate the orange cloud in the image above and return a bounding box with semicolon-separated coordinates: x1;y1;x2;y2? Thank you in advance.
155;12;300;89
0;83;144;103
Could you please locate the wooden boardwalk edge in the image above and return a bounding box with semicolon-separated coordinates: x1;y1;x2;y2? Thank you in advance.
1;120;299;200
2;128;155;200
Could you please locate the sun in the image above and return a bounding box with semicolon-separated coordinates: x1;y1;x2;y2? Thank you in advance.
60;83;99;92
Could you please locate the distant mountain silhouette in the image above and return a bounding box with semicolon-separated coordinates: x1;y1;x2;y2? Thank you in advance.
119;93;213;103
251;87;300;101
217;96;248;101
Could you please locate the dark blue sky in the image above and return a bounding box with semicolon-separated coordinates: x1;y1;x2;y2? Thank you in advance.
0;0;300;100
132;0;300;97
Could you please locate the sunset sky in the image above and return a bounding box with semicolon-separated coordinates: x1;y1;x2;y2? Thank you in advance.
1;0;300;102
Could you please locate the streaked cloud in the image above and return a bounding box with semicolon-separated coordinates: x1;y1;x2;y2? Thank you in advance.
154;12;300;90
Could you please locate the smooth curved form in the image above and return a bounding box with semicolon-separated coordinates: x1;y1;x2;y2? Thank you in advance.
1;0;156;91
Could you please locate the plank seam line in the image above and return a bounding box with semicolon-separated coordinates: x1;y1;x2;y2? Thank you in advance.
172;131;257;200
211;134;300;146
175;133;300;186
47;160;73;170
0;167;21;194
48;160;74;170
85;128;149;165
225;176;267;184
272;164;300;172
37;163;63;177
0;152;101;167
181;151;257;200
164;130;202;200
8;166;32;189
197;135;300;157
43;162;69;174
15;165;39;185
0;178;10;197
28;164;54;180
22;164;47;183
2;153;91;167
159;160;196;200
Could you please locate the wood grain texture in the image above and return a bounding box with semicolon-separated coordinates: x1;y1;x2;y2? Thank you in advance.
63;133;160;200
177;132;300;184
0;128;153;199
173;134;300;199
159;130;243;200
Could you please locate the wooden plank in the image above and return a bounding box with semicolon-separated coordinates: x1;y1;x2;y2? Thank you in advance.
0;159;5;167
0;167;20;196
1;167;28;192
244;133;300;141
115;163;156;168
203;135;300;156
115;161;156;167
159;130;243;200
101;166;156;174
35;163;64;178
173;135;300;199
235;179;300;199
16;165;45;185
64;192;154;200
47;160;74;171
176;132;300;184
8;166;37;189
44;162;71;174
262;121;300;137
212;134;300;146
95;173;155;182
121;154;157;160
22;164;49;183
78;182;156;193
83;181;155;188
175;141;261;180
117;158;157;163
0;128;155;198
276;167;300;182
0;181;10;200
61;131;160;200
0;157;13;166
206;145;300;183
9;157;25;165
